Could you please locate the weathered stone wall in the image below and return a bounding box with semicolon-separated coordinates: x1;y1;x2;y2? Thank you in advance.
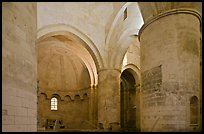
37;38;94;129
140;12;201;132
138;2;202;23
37;90;91;129
126;39;140;68
2;2;201;132
2;2;37;132
97;69;121;131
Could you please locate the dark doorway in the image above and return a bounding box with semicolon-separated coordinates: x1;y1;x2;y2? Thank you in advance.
120;70;136;130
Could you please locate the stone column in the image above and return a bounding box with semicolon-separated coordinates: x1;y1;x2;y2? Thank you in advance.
97;69;121;131
89;85;97;128
138;9;201;132
2;3;37;132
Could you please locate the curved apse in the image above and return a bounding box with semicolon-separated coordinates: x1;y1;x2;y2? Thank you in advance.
37;35;93;93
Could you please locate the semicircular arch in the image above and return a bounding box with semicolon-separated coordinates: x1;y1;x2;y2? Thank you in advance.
122;64;141;86
37;24;100;86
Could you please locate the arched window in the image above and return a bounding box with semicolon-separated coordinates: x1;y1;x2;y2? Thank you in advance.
190;96;198;124
51;97;58;110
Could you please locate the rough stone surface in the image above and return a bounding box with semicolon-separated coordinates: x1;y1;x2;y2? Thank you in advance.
140;13;201;132
2;2;202;132
2;2;37;132
37;91;91;129
97;69;121;130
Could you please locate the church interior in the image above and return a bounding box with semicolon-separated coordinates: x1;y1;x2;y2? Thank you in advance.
2;2;202;132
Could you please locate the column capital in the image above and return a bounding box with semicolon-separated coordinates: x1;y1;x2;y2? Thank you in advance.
138;8;202;41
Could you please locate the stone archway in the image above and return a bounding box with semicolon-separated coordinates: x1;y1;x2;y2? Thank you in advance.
37;25;100;87
120;69;139;131
36;27;99;130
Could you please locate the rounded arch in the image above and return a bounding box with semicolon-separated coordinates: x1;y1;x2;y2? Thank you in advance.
106;2;133;47
190;95;199;125
37;24;103;69
82;93;88;100
51;93;61;101
121;70;136;87
50;97;58;111
120;65;139;129
37;24;100;86
190;95;199;102
64;95;72;102
122;64;141;86
74;94;81;100
106;2;143;69
114;36;140;70
37;38;92;89
39;93;47;100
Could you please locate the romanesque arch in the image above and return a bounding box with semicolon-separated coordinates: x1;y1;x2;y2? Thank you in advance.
37;24;101;87
120;66;141;131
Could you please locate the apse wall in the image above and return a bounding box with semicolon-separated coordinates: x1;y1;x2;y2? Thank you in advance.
37;36;93;129
38;93;90;129
37;39;91;93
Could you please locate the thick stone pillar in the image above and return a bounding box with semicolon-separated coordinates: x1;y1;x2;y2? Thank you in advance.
97;69;121;131
138;9;201;132
2;3;37;132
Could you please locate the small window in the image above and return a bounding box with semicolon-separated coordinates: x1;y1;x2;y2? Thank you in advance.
124;8;127;20
190;96;198;124
51;97;58;111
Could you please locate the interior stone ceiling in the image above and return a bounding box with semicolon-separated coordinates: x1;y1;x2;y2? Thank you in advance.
37;35;91;92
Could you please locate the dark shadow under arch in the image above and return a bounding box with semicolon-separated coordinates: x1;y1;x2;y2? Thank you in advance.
120;69;137;130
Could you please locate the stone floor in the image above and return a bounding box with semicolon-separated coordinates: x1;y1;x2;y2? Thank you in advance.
37;128;138;132
38;129;106;132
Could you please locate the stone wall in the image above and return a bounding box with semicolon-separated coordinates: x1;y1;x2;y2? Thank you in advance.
37;34;95;129
37;90;91;129
37;2;113;57
125;39;140;68
140;12;201;132
2;2;37;132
